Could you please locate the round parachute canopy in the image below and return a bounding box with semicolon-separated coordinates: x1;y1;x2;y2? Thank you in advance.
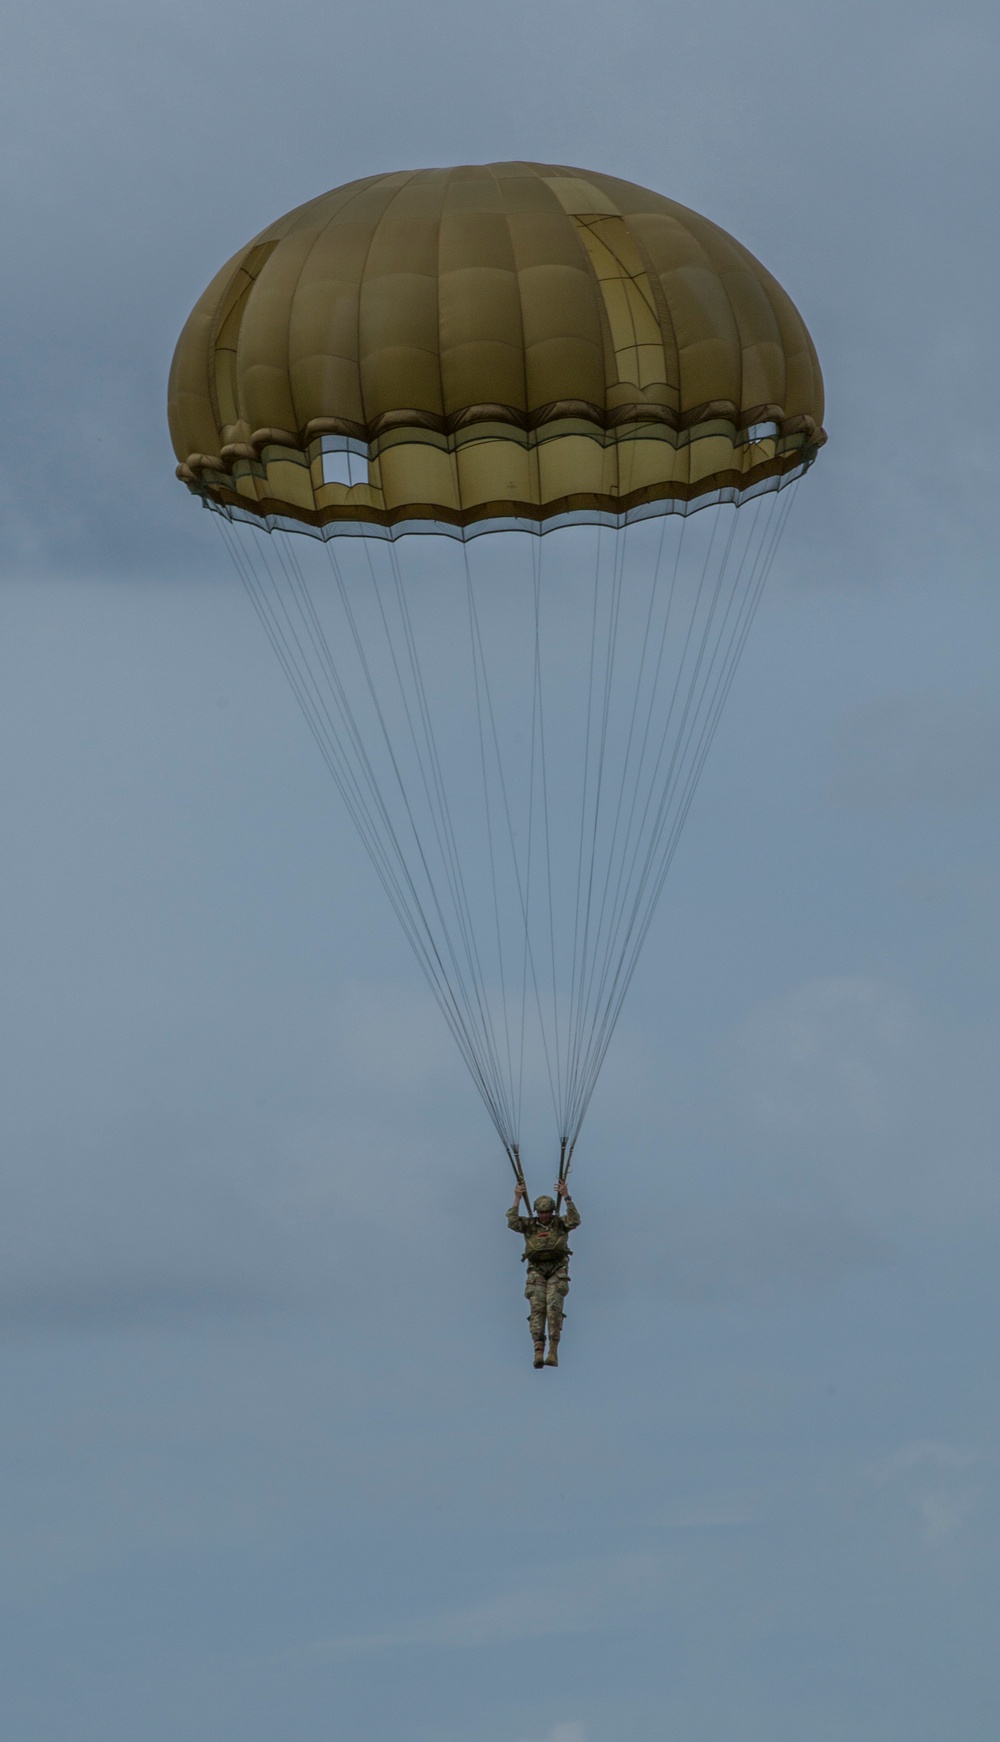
169;164;826;1179
169;162;825;540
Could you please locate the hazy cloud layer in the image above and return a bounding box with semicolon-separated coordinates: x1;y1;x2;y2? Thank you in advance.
305;1551;667;1656
1;2;999;1739
831;690;1000;813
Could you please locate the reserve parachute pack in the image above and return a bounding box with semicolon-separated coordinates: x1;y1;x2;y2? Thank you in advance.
521;1221;573;1273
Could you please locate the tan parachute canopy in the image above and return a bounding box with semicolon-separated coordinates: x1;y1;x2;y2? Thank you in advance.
169;162;825;538
168;162;827;1183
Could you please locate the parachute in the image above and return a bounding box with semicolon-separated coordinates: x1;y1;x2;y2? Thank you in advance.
169;162;825;1197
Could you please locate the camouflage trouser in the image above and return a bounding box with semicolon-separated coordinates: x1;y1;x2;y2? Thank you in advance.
525;1265;570;1341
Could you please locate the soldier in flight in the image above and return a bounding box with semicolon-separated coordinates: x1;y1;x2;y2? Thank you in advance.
507;1179;580;1368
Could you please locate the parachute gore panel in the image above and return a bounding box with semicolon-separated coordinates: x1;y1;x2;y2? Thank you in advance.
170;162;826;537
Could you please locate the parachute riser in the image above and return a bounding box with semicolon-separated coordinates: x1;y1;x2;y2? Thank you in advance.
558;1136;576;1201
506;1141;575;1212
507;1137;574;1218
508;1143;531;1213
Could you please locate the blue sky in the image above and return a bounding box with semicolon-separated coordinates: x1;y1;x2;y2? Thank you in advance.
1;3;998;1738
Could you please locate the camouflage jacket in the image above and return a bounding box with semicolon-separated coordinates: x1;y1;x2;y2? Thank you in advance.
507;1197;580;1274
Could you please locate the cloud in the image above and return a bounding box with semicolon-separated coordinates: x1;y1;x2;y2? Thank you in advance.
0;968;476;1330
830;690;1000;814
868;1442;992;1546
869;1441;988;1483
329;979;459;1093
729;975;1000;1230
733;975;918;1132
915;1491;981;1543
300;1552;665;1658
518;1726;587;1742
652;1494;763;1529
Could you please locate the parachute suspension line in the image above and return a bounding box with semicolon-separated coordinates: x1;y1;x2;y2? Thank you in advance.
656;488;799;893
564;522;607;1141
516;533;543;1137
324;536;515;1144
564;517;631;1141
562;505;747;1141
563;483;799;1144
567;512;680;1141
218;522;461;1058
219;474;797;1171
532;530;564;1122
319;533;518;1146
223;518;517;1143
574;496;792;1134
562;506;736;1138
563;503;742;1141
461;539;562;1138
562;502;751;1144
376;535;519;1141
366;537;506;1120
556;511;675;1147
228;515;515;1142
220;523;418;911
458;537;519;1141
569;508;682;1116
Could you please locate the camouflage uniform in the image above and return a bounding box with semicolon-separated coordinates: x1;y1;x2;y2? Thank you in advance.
507;1196;580;1342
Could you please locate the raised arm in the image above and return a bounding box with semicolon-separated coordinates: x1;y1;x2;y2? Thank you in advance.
506;1177;530;1233
556;1177;581;1230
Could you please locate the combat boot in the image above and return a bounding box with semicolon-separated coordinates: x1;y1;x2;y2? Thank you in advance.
544;1337;560;1367
533;1340;545;1368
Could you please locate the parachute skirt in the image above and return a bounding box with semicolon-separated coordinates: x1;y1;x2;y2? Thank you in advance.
186;435;815;543
176;384;822;546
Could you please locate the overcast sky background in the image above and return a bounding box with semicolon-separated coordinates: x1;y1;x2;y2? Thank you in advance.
1;3;999;1738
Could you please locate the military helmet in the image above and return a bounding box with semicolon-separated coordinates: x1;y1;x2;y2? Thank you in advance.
533;1194;556;1214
